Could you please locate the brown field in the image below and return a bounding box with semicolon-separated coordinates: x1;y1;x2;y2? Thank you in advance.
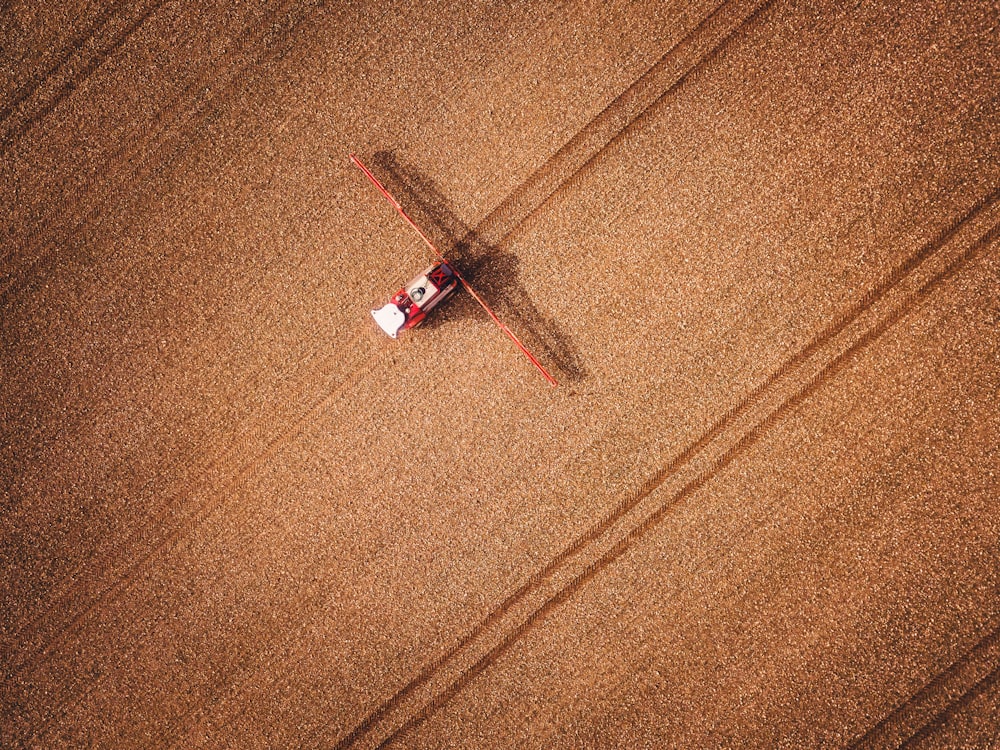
2;1;998;748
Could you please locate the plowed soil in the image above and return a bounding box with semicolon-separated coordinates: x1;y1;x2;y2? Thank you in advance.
2;1;998;748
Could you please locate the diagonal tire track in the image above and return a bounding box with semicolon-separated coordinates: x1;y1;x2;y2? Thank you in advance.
902;664;1000;749
473;0;773;249
0;0;167;152
5;0;763;680
0;1;126;124
3;0;385;669
16;327;393;748
327;192;1000;748
850;617;1000;749
0;0;332;302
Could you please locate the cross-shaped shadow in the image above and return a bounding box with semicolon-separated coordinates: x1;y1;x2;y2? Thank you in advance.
371;150;588;383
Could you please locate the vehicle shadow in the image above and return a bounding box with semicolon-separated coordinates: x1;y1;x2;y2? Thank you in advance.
370;150;588;384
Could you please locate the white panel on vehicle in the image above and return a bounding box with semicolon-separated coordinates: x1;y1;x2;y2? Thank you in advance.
371;303;406;338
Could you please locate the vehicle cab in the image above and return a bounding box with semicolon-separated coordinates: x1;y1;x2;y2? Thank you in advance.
371;262;459;338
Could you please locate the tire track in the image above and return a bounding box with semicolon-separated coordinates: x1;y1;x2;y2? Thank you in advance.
16;328;393;748
1;64;194;295
0;0;331;302
1;0;763;669
3;0;365;654
850;617;1000;749
903;666;1000;748
325;193;1000;749
472;0;773;249
0;0;167;152
0;1;126;124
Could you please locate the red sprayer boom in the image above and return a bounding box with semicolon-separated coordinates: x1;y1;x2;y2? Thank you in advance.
351;154;558;387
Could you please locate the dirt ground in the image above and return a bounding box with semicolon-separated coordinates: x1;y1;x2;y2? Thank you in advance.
2;1;998;747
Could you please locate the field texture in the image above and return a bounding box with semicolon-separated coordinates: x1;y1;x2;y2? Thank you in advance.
2;1;999;747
